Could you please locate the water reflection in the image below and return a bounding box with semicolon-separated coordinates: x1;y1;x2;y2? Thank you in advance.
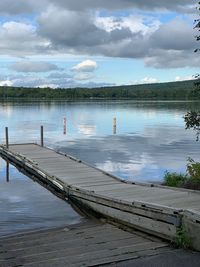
6;161;9;183
56;125;200;183
0;157;83;237
78;124;96;136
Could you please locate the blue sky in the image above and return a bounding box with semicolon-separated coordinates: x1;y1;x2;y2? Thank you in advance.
0;0;199;88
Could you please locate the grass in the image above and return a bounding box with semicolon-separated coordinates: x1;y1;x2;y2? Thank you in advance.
164;158;200;190
175;226;192;249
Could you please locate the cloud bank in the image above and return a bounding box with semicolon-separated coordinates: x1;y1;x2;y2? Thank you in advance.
0;0;198;87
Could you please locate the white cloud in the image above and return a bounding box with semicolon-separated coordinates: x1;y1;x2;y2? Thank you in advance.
95;15;160;35
175;75;194;81
0;21;50;56
0;80;13;86
133;77;159;84
71;60;97;72
73;73;94;81
10;61;60;72
142;77;159;83
37;83;59;88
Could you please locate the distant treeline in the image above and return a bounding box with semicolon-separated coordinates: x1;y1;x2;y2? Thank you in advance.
0;80;199;100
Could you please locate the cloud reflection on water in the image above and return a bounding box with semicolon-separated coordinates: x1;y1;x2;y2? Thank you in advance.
57;125;200;183
78;124;96;136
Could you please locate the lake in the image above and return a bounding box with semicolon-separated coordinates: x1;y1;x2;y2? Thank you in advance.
1;100;200;235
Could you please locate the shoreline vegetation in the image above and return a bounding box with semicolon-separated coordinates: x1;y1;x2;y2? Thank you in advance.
163;158;200;191
0;79;199;100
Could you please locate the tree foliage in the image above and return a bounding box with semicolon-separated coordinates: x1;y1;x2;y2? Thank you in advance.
194;2;200;87
184;111;200;140
194;2;200;51
184;2;200;138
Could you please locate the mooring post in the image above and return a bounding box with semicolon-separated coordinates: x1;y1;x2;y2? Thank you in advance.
113;117;116;134
5;127;9;148
40;125;44;147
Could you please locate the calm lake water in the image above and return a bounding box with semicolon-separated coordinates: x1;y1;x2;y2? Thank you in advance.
0;100;200;235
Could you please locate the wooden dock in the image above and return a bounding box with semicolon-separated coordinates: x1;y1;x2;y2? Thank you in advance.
1;143;200;251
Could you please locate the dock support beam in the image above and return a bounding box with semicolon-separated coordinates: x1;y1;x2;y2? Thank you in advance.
5;127;9;148
40;126;44;147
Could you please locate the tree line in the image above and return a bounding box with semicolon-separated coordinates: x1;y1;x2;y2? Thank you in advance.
0;80;198;100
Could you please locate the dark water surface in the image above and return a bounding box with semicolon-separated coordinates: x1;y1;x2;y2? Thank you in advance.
0;100;200;235
0;158;83;236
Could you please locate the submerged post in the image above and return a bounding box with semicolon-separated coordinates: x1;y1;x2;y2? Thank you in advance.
40;125;44;147
5;127;9;148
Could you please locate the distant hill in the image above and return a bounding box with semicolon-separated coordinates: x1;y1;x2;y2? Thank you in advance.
0;79;199;100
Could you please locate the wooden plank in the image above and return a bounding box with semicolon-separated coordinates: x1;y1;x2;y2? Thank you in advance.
79;181;122;187
86;183;130;191
100;187;190;200
103;189;186;200
65;179;117;185
63;176;116;183
71;181;119;187
47;170;106;179
39;165;97;172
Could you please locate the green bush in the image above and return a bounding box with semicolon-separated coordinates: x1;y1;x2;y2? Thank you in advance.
187;157;200;182
164;171;187;187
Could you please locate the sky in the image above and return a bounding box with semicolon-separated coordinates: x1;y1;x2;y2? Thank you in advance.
0;0;199;88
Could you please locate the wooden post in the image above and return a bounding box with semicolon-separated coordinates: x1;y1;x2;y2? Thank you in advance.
5;127;9;148
113;117;116;134
41;125;44;147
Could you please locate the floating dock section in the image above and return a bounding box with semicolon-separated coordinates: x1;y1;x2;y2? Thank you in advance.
1;144;200;250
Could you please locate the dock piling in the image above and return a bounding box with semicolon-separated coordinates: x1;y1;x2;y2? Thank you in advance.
113;117;117;134
40;126;44;147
